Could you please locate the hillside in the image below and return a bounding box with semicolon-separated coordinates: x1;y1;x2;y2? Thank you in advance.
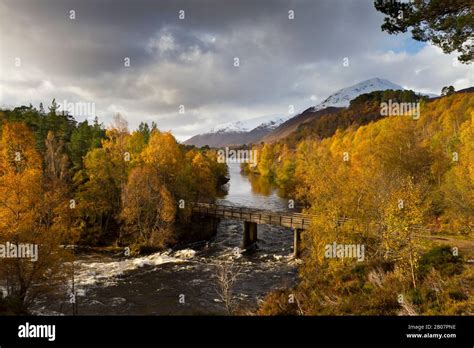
253;91;473;315
184;114;288;147
281;89;427;148
262;107;342;143
184;78;409;147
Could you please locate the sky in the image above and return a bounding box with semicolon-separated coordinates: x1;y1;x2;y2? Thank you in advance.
0;0;472;141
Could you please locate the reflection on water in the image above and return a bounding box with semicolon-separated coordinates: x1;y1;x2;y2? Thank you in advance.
247;172;288;198
218;163;289;211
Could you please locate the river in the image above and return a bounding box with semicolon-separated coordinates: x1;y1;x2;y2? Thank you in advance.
33;163;298;315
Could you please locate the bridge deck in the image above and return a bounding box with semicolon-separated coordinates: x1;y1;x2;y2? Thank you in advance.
191;202;311;230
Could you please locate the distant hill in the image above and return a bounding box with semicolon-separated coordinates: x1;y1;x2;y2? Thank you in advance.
457;87;474;93
182;125;274;148
262;107;342;143
184;78;439;147
183;114;288;147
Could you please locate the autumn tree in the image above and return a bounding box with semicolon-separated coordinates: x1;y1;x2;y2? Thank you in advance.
381;178;428;289
274;144;296;191
0;123;73;313
190;152;218;201
73;114;132;245
141;130;184;195
257;143;275;177
258;91;473;315
121;165;175;249
45;131;69;182
440;114;474;234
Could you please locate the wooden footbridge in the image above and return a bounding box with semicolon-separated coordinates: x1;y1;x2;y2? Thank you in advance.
190;202;312;257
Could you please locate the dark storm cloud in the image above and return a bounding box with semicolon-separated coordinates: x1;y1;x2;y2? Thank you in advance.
0;0;471;140
2;0;387;73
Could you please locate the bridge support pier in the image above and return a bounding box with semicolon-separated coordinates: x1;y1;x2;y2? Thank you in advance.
293;228;303;258
242;221;258;249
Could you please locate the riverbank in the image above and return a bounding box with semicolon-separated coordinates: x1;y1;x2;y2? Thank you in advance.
30;163;300;316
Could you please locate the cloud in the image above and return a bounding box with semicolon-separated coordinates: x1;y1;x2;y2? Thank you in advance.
0;0;472;141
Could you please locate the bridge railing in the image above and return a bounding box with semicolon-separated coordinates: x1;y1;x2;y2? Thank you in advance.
190;202;312;230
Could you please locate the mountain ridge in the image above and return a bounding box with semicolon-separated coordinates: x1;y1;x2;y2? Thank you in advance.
184;78;434;147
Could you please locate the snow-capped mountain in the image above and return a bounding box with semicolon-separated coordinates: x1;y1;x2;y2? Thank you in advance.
263;78;407;143
184;114;289;147
211;114;289;134
184;78;411;147
312;78;404;111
